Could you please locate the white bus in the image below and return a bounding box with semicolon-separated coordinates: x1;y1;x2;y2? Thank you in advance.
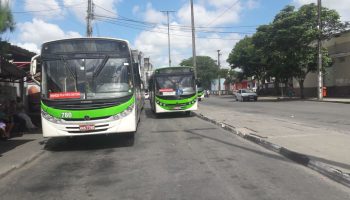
30;38;143;138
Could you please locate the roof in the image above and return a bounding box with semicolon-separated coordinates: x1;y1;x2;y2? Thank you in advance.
0;58;27;80
0;41;36;81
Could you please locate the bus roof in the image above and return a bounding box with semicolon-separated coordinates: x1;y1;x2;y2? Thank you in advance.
41;37;131;55
42;37;130;46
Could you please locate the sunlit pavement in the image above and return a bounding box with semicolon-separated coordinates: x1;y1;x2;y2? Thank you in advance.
195;95;350;187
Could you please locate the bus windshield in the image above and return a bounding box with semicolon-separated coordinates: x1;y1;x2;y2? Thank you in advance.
155;75;195;96
42;57;132;100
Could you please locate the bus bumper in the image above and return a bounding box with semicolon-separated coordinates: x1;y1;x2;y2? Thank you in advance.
41;108;137;137
155;101;198;113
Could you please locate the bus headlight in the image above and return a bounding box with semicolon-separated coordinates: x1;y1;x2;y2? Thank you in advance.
112;105;134;120
41;109;62;124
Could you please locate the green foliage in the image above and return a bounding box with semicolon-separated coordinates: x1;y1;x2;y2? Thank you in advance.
180;56;218;89
0;3;15;34
228;3;347;97
226;36;267;90
223;69;237;84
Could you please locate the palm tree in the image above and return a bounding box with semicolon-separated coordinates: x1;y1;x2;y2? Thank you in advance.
0;2;15;34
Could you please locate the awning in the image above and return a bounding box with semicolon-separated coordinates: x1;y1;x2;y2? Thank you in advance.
0;58;27;80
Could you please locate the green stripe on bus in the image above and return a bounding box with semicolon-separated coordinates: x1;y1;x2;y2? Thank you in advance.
155;95;197;104
155;95;197;110
41;96;135;119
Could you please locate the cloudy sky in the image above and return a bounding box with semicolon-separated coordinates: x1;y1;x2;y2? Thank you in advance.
2;0;350;68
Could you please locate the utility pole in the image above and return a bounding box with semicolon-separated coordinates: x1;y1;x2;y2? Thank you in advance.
190;0;197;78
317;0;323;100
217;50;221;95
161;11;175;67
86;0;94;37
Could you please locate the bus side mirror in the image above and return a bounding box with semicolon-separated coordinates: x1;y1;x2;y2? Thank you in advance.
30;55;40;75
30;55;41;85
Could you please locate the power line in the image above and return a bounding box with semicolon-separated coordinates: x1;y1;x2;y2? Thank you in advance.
95;18;244;40
95;14;254;34
94;14;256;33
205;0;240;27
92;3;258;30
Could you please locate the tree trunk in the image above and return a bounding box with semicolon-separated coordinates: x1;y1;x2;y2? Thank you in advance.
299;80;305;99
274;80;280;95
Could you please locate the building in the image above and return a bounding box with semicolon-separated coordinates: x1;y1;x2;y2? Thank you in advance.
0;41;35;103
293;31;350;97
143;57;153;89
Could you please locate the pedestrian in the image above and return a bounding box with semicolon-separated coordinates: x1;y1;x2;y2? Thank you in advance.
206;90;210;98
0;102;13;140
4;99;27;136
16;98;37;130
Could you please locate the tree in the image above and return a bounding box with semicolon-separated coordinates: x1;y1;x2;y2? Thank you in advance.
223;69;237;85
252;4;346;98
0;2;15;34
226;36;267;92
180;56;218;89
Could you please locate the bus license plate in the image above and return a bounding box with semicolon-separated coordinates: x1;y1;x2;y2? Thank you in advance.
79;125;95;131
173;106;182;110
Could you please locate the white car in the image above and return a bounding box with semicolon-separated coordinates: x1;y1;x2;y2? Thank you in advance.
234;89;258;102
144;90;149;99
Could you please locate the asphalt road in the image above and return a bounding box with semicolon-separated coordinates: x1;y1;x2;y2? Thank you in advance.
204;95;350;134
0;103;349;200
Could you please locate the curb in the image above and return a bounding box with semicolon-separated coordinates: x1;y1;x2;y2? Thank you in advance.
306;99;350;104
0;149;45;179
194;112;350;188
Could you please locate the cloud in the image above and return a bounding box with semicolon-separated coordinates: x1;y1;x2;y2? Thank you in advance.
177;2;242;27
246;0;260;10
134;23;242;68
16;18;81;51
15;42;40;54
132;5;140;15
144;3;167;24
292;0;350;21
133;1;246;68
134;21;193;68
196;33;243;68
23;0;64;19
206;0;236;8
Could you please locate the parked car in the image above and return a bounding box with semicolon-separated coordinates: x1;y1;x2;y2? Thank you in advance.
144;90;149;99
234;89;258;102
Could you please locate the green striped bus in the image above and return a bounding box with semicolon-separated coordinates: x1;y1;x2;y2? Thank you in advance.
148;66;197;116
30;38;143;138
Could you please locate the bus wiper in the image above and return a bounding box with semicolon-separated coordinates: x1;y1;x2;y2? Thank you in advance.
93;55;109;78
60;56;77;82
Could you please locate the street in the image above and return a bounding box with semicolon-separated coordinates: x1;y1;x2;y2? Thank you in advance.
0;103;349;200
202;96;350;134
197;96;350;174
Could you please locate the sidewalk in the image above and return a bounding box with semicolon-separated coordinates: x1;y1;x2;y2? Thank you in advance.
258;96;350;104
0;132;46;178
194;96;350;187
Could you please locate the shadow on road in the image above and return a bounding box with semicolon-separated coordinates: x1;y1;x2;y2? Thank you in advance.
151;127;217;134
0;139;35;156
144;107;193;119
44;133;135;152
185;129;292;164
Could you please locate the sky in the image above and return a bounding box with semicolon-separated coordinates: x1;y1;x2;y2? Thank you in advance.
1;0;350;68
